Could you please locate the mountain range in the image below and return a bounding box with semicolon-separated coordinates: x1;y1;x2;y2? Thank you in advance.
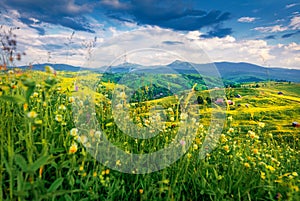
20;61;300;83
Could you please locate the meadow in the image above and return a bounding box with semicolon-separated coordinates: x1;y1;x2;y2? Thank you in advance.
0;68;299;201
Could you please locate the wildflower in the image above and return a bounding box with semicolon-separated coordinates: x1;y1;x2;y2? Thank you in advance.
69;96;75;103
180;113;188;120
260;171;266;180
69;142;78;154
116;160;121;166
39;166;44;178
170;116;174;121
101;170;106;175
95;131;102;139
193;144;198;150
79;166;84;171
195;137;201;145
105;169;110;175
220;134;227;143
58;104;66;110
252;148;259;155
187;153;192;158
228;128;234;133
244;162;250;168
82;172;87;177
228;116;233;121
93;172;97;177
27;111;38;118
119;92;126;99
23;103;28;111
248;131;257;139
258;122;265;128
266;165;275;172
292;172;298;177
116;103;123;109
180;139;186;146
34;119;43;125
70;128;78;137
139;189;144;194
223;145;230;152
55;114;63;122
43;102;47;107
33;92;39;98
77;135;88;144
291;185;299;192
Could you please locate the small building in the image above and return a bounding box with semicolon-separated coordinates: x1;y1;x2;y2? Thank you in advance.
292;122;300;127
227;100;234;105
215;98;224;104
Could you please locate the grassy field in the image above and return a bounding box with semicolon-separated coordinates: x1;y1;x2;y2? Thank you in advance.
0;68;299;201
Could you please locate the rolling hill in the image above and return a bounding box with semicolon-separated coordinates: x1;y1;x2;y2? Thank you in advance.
20;61;300;83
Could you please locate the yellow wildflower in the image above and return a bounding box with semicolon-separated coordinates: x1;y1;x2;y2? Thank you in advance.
258;122;265;128
244;162;250;168
69;142;78;154
70;128;78;137
23;103;28;111
116;160;121;166
27;111;38;118
252;148;259;155
223;145;230;152
260;172;266;180
291;185;299;192
55;114;63;122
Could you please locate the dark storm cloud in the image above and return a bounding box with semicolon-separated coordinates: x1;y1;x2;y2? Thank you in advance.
264;35;276;40
201;27;232;38
282;31;300;38
1;0;97;32
101;0;232;34
1;0;232;36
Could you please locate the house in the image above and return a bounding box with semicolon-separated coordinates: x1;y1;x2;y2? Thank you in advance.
292;122;300;127
227;100;234;105
215;98;224;104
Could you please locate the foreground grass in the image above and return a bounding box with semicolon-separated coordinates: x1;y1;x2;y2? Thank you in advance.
0;70;299;200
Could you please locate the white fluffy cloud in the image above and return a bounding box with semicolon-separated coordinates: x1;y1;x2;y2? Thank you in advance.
253;25;288;33
238;17;257;23
89;26;300;69
290;16;300;30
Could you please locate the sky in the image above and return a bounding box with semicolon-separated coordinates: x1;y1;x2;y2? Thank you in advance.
0;0;300;69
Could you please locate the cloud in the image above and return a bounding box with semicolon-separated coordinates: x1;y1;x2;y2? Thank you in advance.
162;41;184;45
238;17;257;23
286;3;298;9
99;0;231;32
253;15;300;34
201;27;232;38
1;0;97;32
290;16;300;30
264;35;276;40
253;25;288;33
282;30;300;38
76;26;300;69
